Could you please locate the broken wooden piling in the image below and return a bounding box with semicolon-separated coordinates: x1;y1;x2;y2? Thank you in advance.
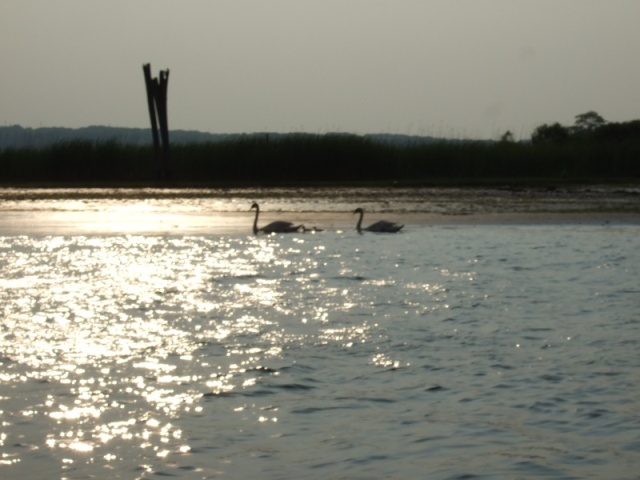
143;63;171;179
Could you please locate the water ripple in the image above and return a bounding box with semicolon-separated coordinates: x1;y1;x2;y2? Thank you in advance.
1;225;639;478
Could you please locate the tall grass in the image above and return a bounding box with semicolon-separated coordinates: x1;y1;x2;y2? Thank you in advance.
1;134;639;186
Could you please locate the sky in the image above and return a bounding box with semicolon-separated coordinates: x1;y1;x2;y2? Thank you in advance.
2;1;639;140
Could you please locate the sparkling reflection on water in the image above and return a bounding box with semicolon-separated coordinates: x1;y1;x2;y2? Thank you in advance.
1;225;639;479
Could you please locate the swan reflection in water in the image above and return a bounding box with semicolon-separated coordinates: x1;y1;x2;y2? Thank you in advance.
251;202;324;234
353;207;404;233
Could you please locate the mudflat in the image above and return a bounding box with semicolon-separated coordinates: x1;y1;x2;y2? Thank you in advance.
1;185;639;235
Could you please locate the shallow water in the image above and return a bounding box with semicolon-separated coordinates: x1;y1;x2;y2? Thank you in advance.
1;211;639;479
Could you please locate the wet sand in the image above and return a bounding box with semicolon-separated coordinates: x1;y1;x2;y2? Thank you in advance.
1;186;639;235
296;211;640;228
1;210;639;237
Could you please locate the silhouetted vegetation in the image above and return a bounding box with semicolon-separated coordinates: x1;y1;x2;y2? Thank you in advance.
531;123;571;145
1;118;639;186
532;112;640;145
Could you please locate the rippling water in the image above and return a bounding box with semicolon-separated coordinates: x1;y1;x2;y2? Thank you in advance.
1;193;640;479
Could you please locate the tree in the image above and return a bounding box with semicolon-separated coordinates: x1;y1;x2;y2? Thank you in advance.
593;119;640;142
573;111;606;133
499;130;515;143
531;123;570;144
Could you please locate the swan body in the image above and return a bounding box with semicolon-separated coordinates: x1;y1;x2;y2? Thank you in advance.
353;207;403;233
251;203;303;234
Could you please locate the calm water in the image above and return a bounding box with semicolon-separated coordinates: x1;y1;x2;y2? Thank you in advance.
1;192;640;479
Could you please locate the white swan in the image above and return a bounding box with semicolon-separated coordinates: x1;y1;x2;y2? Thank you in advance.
251;202;304;234
353;207;404;233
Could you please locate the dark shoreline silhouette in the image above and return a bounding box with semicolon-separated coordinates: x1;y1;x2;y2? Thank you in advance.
1;126;638;186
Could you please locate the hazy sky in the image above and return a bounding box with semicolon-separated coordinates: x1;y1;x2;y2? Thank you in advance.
2;1;639;139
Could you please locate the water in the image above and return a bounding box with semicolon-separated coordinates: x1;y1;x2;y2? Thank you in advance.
1;191;640;479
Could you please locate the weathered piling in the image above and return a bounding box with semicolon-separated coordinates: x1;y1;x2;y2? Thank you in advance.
143;63;171;179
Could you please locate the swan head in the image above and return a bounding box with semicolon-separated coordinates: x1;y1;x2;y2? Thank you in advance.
353;207;364;215
250;202;259;211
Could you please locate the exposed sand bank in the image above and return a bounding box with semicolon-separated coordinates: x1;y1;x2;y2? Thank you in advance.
1;185;639;235
1;210;638;236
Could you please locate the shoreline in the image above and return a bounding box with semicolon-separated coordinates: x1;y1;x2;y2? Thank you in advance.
1;185;639;234
284;211;640;230
1;211;638;236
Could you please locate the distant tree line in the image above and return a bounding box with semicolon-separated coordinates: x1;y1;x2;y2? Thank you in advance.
0;125;440;151
531;111;640;145
1;113;639;186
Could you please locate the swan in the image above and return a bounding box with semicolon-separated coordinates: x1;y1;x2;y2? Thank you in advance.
353;207;403;233
251;202;304;234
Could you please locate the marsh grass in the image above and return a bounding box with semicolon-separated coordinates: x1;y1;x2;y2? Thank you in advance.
1;134;639;186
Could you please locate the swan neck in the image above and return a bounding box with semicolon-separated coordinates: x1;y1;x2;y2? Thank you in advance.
356;210;363;232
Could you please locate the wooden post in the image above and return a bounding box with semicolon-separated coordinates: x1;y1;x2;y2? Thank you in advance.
156;69;171;177
143;63;171;179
